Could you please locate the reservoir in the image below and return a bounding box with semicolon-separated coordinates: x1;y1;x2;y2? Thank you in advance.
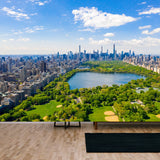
68;72;145;90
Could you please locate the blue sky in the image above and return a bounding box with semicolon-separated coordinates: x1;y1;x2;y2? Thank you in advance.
0;0;160;55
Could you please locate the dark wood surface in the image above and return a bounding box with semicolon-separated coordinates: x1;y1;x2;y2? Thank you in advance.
93;121;160;130
86;133;160;152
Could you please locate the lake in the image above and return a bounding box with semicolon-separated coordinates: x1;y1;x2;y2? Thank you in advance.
68;72;145;90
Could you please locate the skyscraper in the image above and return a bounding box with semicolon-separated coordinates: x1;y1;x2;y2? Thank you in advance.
40;61;47;72
8;58;12;73
20;67;27;82
79;45;81;54
101;46;103;53
113;44;116;60
113;44;115;55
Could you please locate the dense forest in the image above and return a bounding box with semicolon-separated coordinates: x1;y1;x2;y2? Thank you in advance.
1;61;160;122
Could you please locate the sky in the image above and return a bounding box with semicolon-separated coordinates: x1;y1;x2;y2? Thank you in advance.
0;0;160;55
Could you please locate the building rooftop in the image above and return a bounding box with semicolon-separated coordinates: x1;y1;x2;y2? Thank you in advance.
0;122;160;160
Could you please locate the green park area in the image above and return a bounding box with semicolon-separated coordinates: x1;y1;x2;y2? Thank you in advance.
27;100;62;119
1;61;160;122
146;102;160;122
89;106;114;121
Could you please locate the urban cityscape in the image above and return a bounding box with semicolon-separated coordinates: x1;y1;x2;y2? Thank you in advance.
1;0;160;159
0;44;159;111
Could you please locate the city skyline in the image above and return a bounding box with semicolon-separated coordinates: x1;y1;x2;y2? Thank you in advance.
0;0;160;55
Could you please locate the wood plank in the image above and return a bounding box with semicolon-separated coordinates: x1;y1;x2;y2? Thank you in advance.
0;122;160;160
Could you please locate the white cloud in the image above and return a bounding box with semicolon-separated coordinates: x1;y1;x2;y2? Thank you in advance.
1;37;160;55
72;7;138;29
17;9;23;12
139;25;151;30
34;26;44;31
78;28;95;32
1;7;30;20
13;31;23;35
139;2;146;5
139;7;160;15
17;38;30;42
79;37;84;41
36;1;47;6
9;38;14;41
2;38;30;42
142;27;160;35
122;37;160;47
89;37;160;47
12;26;44;35
89;37;112;45
30;13;38;16
51;29;58;32
30;0;51;6
104;33;114;37
25;28;34;33
25;26;44;33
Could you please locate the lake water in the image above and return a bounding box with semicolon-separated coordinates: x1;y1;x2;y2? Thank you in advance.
68;72;145;90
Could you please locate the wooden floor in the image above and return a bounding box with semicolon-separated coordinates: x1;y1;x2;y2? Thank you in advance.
0;122;160;160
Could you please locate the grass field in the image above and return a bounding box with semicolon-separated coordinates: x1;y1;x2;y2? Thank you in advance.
26;101;160;122
26;100;61;118
155;102;160;109
146;114;160;122
89;106;114;121
145;102;160;122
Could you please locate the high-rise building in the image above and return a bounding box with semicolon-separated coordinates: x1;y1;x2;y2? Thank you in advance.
113;44;115;55
113;44;116;60
2;63;7;72
8;58;12;73
79;45;81;53
20;67;27;82
106;49;108;55
40;61;47;72
101;46;103;53
56;52;59;59
132;51;135;56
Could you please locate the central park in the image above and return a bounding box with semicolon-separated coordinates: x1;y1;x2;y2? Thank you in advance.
1;61;160;122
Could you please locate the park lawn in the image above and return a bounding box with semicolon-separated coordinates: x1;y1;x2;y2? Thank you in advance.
26;100;62;118
145;114;160;122
148;102;160;122
155;102;160;109
89;106;114;121
106;67;113;71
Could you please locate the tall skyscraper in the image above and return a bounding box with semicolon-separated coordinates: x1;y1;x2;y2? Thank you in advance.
101;46;103;53
113;44;116;60
8;58;12;73
79;45;81;53
40;61;47;72
113;44;115;55
2;63;7;72
106;49;108;55
20;67;27;82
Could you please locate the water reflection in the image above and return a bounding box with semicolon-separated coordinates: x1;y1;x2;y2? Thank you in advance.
68;72;145;90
